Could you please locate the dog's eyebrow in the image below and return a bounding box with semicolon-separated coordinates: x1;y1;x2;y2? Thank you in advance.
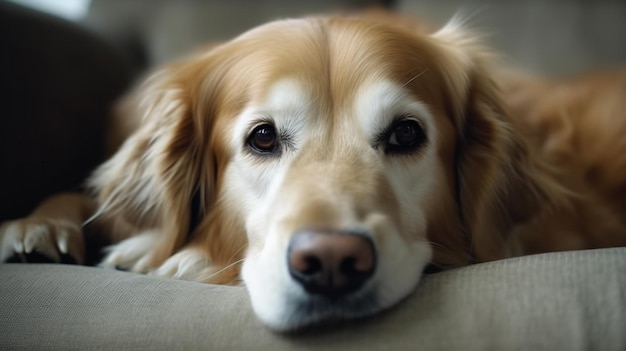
355;81;433;146
244;117;274;131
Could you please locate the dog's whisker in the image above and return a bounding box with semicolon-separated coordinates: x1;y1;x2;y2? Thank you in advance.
199;258;245;283
226;244;248;263
426;241;452;252
224;250;247;273
401;69;427;89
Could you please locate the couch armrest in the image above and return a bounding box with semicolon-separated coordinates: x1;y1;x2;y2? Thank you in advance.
1;248;625;350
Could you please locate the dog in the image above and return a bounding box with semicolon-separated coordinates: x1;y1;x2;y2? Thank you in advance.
2;12;626;330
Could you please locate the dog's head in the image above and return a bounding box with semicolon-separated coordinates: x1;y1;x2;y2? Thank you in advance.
92;14;534;330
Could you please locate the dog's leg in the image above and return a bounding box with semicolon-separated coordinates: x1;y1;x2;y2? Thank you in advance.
150;246;210;280
0;193;96;264
99;237;211;278
145;244;242;285
98;230;160;273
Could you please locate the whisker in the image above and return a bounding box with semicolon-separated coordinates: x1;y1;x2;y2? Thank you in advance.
401;69;427;90
428;239;476;266
225;244;248;264
426;240;453;253
199;258;245;282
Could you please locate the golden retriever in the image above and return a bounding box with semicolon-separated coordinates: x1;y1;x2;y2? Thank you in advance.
1;12;626;330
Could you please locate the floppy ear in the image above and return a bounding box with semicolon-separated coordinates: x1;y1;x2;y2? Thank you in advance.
89;60;216;267
433;22;566;262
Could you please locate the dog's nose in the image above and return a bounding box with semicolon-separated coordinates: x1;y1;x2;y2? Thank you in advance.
287;231;376;297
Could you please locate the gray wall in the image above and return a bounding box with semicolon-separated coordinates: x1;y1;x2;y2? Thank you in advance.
83;0;626;75
399;0;626;75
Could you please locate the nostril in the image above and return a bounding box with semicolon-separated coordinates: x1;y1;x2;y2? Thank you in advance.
287;230;376;297
302;256;322;275
340;257;360;275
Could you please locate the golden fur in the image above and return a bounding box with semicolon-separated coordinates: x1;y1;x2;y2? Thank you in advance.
2;12;625;329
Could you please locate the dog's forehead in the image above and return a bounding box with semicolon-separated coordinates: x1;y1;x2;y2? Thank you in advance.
222;16;456;149
231;17;445;106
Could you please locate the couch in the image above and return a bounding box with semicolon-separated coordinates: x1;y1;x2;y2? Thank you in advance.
1;1;625;349
2;249;626;350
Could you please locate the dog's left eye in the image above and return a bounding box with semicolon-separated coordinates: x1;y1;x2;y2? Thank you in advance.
248;124;279;154
385;119;426;154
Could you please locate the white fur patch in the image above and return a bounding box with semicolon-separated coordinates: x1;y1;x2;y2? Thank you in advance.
152;247;209;280
355;80;433;141
99;231;159;273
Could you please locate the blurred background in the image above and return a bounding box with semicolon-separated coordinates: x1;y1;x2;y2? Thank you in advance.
1;0;625;221
7;0;626;74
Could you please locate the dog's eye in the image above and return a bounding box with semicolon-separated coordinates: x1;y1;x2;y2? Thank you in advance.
248;124;279;154
386;119;426;154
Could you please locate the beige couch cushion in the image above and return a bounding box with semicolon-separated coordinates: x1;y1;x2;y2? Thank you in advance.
1;248;625;350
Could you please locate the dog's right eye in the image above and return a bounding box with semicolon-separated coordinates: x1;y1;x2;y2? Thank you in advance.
248;124;279;154
381;118;426;155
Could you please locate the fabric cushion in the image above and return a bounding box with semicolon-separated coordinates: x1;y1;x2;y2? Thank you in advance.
1;248;625;350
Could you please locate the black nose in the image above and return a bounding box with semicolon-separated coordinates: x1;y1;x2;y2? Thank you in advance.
287;230;376;297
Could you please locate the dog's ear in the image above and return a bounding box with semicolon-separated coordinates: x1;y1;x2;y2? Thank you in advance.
88;57;222;267
432;22;565;262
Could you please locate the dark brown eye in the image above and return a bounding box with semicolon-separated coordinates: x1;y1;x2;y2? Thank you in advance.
386;119;426;154
248;124;278;154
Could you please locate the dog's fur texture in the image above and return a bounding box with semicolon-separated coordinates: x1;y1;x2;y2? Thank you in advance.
2;12;626;330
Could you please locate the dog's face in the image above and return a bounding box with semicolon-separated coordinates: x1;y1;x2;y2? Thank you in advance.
219;18;468;329
95;15;515;330
228;25;464;330
234;76;446;328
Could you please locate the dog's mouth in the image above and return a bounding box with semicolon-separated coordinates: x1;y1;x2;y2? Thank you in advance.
277;283;382;331
244;255;425;331
245;229;383;330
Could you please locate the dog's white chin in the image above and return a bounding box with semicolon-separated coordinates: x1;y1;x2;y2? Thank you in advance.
242;241;432;331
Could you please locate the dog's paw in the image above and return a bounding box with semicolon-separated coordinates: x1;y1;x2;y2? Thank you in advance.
151;247;210;281
0;218;84;264
99;231;159;273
